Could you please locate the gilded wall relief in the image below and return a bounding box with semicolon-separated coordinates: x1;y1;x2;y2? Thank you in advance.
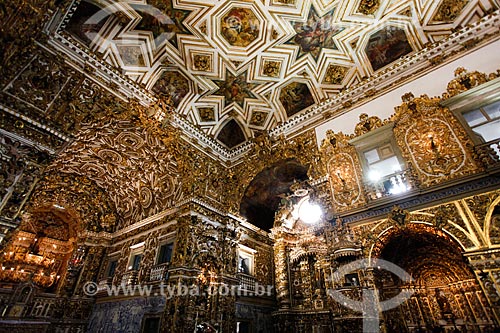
5;55;71;112
354;113;384;136
487;197;500;245
393;93;480;187
321;131;366;211
365;27;413;72
46;121;184;227
29;173;118;233
441;67;493;99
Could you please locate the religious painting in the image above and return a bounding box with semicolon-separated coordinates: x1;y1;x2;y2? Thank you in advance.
365;27;413;71
152;70;190;107
65;1;108;46
213;71;257;108
279;82;315;117
134;1;192;48
286;7;344;61
221;8;260;47
116;45;146;67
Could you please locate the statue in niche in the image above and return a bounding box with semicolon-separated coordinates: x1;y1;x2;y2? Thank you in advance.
435;289;452;315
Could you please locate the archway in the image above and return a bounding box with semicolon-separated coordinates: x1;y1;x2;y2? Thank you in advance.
374;226;495;332
0;204;79;292
239;159;308;231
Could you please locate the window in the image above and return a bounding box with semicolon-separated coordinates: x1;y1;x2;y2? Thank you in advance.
345;273;359;287
237;245;256;275
363;143;402;181
129;254;142;271
238;256;251;275
350;123;409;197
107;259;118;277
462;100;500;143
157;242;174;265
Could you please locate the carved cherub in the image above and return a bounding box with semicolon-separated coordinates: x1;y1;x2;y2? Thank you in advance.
354;113;382;136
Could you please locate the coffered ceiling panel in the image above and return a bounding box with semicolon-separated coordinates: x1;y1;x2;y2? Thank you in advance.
60;0;495;148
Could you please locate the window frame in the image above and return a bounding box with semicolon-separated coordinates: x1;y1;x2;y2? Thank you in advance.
442;76;500;145
349;122;406;183
106;257;119;278
156;240;175;265
237;245;256;276
128;242;145;271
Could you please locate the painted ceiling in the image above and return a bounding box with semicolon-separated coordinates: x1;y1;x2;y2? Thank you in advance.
61;0;488;148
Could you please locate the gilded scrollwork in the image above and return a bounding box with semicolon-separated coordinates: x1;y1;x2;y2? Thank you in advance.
442;67;495;99
393;93;480;187
432;0;470;22
357;0;380;15
354;113;384;137
320;130;366;211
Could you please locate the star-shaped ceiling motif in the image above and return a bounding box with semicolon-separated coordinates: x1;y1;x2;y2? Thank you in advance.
286;6;344;61
212;71;257;109
134;1;192;49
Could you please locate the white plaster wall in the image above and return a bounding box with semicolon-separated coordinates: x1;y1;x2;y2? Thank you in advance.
315;39;500;146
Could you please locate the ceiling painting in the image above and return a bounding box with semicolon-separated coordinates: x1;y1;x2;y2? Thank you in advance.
279;82;316;118
221;8;260;47
133;1;193;49
285;6;344;61
365;27;413;72
57;0;497;148
212;71;258;110
152;69;191;107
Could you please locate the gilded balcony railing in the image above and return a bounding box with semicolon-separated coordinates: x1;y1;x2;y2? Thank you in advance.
121;270;139;286
364;169;413;201
238;273;256;292
475;138;500;167
149;263;169;282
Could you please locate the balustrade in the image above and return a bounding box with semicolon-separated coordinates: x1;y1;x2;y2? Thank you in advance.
149;263;169;282
364;169;412;201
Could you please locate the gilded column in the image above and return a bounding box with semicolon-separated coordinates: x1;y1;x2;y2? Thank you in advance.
274;234;291;309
